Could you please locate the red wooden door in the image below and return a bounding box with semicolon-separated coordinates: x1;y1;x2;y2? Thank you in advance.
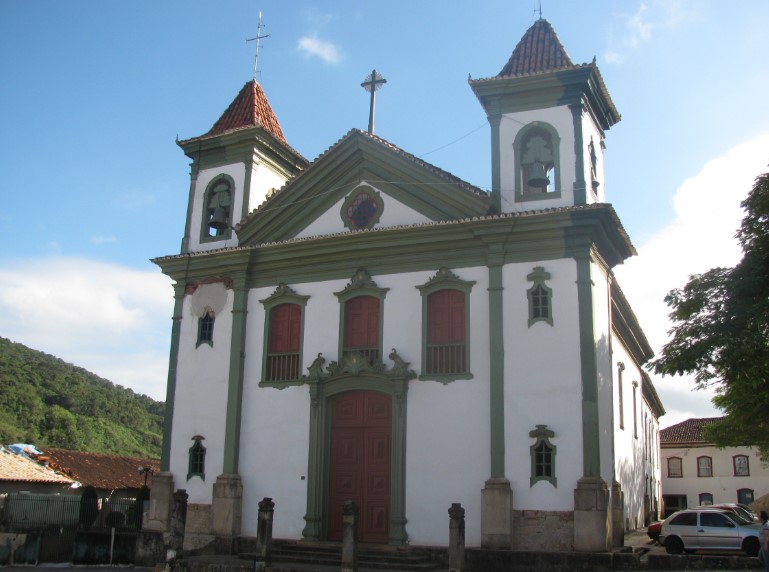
328;391;391;543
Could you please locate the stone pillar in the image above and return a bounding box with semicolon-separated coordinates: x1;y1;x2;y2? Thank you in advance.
341;501;358;572
573;476;610;552
448;503;466;572
145;472;175;532
611;481;624;548
254;497;274;572
481;478;512;549
168;489;188;554
211;474;243;553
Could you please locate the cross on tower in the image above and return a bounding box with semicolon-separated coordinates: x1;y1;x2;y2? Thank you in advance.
246;12;270;82
360;69;387;135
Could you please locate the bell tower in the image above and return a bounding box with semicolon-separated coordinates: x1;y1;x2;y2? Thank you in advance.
177;80;307;253
470;19;620;213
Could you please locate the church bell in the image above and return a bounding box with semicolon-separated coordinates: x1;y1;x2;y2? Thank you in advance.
526;162;550;188
208;207;229;230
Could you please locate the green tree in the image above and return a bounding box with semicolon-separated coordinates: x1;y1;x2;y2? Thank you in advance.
652;170;769;458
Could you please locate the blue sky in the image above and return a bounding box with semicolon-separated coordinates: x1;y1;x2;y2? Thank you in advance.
2;1;768;428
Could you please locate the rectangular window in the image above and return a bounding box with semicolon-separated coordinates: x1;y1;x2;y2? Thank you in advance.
426;290;466;374
697;456;713;477
266;303;302;381
667;457;682;478
699;492;713;505
343;295;380;364
733;455;750;476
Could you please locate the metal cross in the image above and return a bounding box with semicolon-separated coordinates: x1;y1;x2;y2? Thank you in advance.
360;69;387;135
246;12;270;82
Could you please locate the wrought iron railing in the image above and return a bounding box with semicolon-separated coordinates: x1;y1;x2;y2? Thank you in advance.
426;343;466;374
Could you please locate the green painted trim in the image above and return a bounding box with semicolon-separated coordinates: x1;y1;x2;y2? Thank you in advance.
241;158;253;228
199;174;235;244
526;266;553;327
160;282;185;472
222;275;249;474
334;269;389;362
259;283;310;384
513;121;562;202
416;267;476;383
529;424;557;487
182;156;199;253
575;252;600;477
571;104;587;205
302;371;410;544
489;114;502;212
487;259;505;478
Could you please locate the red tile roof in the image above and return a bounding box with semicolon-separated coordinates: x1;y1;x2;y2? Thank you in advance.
0;448;75;485
498;18;575;77
40;448;160;490
661;417;722;445
206;80;286;144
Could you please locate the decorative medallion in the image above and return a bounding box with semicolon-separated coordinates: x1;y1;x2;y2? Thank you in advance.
341;186;383;230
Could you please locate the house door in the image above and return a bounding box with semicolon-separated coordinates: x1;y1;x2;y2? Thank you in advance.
328;391;391;543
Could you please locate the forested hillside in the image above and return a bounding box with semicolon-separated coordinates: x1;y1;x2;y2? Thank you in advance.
0;337;163;459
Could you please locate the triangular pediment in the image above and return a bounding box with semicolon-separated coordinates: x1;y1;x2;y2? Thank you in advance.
235;129;490;245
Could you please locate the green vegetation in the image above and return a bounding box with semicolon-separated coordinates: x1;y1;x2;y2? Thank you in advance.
0;337;163;459
653;170;769;459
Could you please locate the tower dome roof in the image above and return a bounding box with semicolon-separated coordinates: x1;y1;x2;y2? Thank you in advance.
498;18;575;77
206;80;286;144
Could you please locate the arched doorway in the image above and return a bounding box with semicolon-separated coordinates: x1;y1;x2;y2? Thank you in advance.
327;391;392;543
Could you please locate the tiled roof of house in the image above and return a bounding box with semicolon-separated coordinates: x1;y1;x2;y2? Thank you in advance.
498;18;575;77
40;448;160;490
0;447;75;485
205;80;286;144
660;417;722;445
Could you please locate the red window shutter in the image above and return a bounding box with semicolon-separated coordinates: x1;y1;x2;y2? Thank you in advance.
345;296;380;348
428;290;465;343
269;303;301;353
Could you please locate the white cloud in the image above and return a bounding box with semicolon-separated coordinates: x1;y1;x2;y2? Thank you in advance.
90;235;117;245
603;0;688;64
0;257;173;400
297;36;342;64
614;133;769;427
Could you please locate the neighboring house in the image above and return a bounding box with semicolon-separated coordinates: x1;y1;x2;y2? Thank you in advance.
38;448;159;502
0;446;76;495
660;417;769;517
150;18;664;552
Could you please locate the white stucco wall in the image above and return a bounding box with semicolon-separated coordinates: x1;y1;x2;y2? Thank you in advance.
296;182;431;239
247;161;292;214
580;117;607;204
170;285;234;504
498;107;577;212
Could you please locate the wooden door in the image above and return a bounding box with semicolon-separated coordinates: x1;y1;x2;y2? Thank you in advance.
328;391;391;543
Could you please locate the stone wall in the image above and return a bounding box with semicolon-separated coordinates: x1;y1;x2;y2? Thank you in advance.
511;510;574;551
183;503;215;552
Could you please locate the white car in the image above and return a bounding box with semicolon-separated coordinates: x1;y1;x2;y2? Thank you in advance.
658;508;761;556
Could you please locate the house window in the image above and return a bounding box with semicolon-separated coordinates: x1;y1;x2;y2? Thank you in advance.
335;269;388;367
266;303;302;381
188;436;206;480
514;122;561;201
737;488;754;505
632;381;638;439
617;362;625;430
697;456;713;477
197;311;214;347
529;424;556;487
733;455;750;476
417;267;475;382
201;176;234;241
667;457;683;478
260;283;309;386
699;492;713;506
526;266;553;327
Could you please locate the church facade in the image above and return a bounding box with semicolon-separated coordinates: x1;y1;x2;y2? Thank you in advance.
151;19;664;552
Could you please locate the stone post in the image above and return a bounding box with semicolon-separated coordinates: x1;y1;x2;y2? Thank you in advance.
145;472;175;532
448;503;466;572
255;497;274;572
168;489;188;554
611;481;624;548
341;501;358;572
481;478;512;548
211;474;243;553
573;476;610;552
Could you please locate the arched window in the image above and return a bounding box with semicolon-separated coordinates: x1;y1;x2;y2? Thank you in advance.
201;176;233;241
188;436;206;481
737;488;754;505
667;457;682;478
697;456;713;477
699;492;713;506
197;310;214;347
515;123;561;201
526;266;553;327
733;455;750;476
529;424;557;487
